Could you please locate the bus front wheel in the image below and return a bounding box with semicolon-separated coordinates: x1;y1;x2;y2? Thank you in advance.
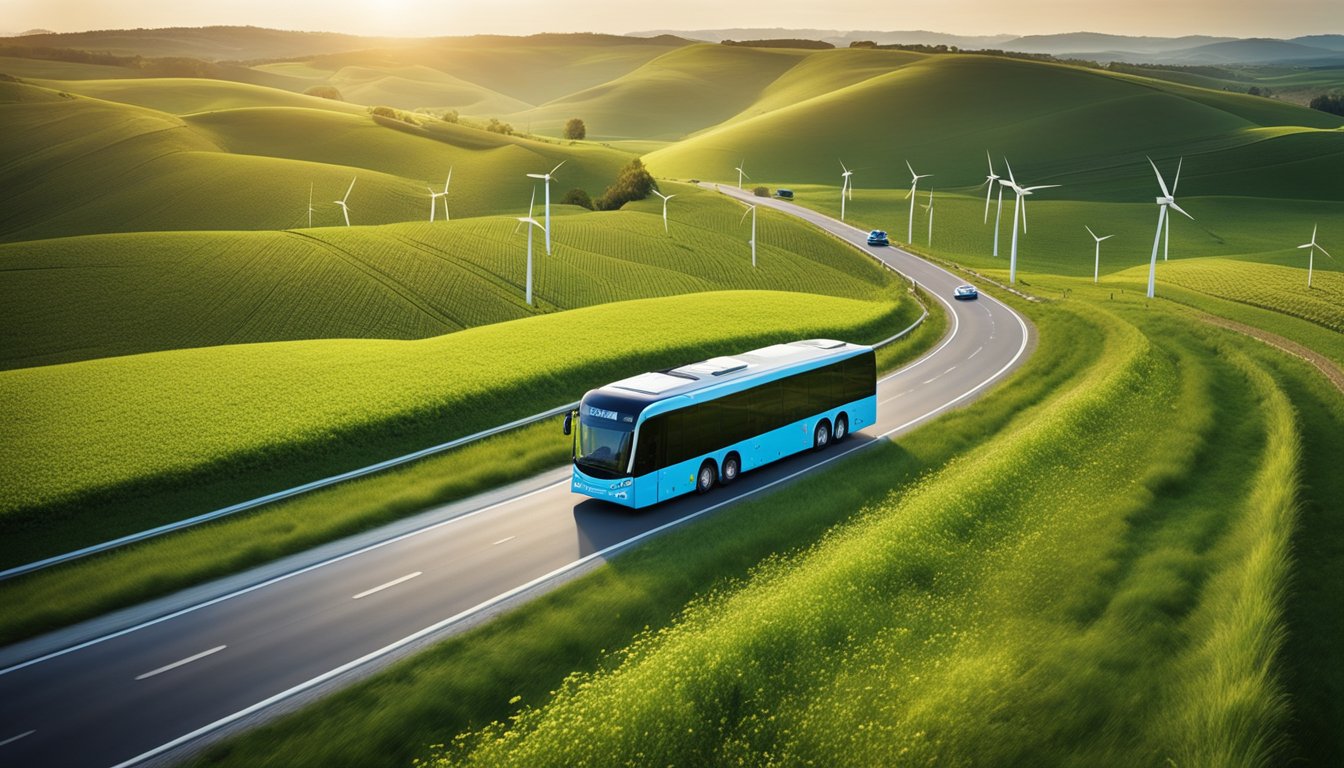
696;460;718;494
813;419;831;451
722;453;741;485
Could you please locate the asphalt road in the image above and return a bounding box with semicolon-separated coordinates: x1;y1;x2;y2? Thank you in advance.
0;187;1032;768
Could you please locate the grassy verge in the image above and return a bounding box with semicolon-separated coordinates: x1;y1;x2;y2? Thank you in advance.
0;290;911;568
0;289;931;645
191;298;1097;768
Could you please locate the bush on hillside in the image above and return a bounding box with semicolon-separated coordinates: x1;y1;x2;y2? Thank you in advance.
486;118;514;135
564;118;586;140
560;188;594;210
753;186;770;197
442;109;459;123
304;85;343;101
595;159;655;211
369;105;419;126
1309;94;1344;116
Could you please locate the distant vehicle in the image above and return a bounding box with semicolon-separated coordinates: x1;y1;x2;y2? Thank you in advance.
776;188;795;199
867;230;889;246
688;179;700;184
564;340;877;508
954;284;979;300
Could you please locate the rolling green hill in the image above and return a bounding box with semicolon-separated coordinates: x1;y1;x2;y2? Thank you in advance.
0;78;632;242
0;184;892;368
642;53;1344;198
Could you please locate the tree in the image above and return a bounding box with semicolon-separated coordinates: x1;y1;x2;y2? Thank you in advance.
1247;86;1262;97
486;118;514;135
560;188;594;210
442;109;459;123
564;118;587;140
595;158;656;211
1309;94;1344;116
753;186;770;197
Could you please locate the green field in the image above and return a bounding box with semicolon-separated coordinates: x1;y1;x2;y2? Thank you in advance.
0;183;889;367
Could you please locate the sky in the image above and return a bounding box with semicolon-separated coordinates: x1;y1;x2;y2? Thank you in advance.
3;0;1338;39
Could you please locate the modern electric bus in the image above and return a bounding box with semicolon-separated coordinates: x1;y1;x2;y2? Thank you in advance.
564;339;877;508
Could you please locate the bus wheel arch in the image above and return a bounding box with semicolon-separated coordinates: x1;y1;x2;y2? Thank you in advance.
833;413;849;442
722;453;741;485
813;419;832;450
696;459;718;494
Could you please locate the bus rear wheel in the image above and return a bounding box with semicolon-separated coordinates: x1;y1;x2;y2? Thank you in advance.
833;413;849;442
696;460;717;494
813;419;831;451
722;453;741;486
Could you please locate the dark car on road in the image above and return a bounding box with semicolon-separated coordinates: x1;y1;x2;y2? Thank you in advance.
866;230;889;246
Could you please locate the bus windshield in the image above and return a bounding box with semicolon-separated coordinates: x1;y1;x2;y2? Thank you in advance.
577;422;633;475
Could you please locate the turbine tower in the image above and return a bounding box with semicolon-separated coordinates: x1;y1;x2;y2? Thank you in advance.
333;177;356;227
983;151;1004;256
1145;157;1193;299
1085;225;1113;284
516;188;544;305
1298;224;1332;289
904;160;932;244
922;187;935;246
741;202;757;267
428;168;453;222
525;161;564;254
652;189;676;234
840;160;853;221
1001;159;1060;284
735;160;750;190
306;183;314;229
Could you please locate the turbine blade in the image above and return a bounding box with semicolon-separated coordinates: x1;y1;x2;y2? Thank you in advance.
1170;201;1194;221
1147;157;1171;199
1021;196;1028;232
551;160;565;176
445;166;452;192
906;159;915;179
1003;157;1016;186
1171;157;1184;194
343;177;356;201
1100;235;1114;241
1024;184;1060;192
526;173;546;179
1318;245;1333;259
1085;225;1097;239
986;149;994;175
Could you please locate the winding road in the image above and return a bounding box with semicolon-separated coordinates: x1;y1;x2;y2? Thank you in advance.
0;186;1033;768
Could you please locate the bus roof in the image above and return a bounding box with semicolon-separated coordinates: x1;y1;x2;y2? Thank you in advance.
585;339;869;413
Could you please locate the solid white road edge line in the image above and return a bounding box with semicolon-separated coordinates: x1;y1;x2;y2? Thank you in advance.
351;572;422;601
134;646;226;681
109;293;1030;768
492;536;516;546
0;730;36;747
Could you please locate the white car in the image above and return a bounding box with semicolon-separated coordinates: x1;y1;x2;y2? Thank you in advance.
953;284;978;300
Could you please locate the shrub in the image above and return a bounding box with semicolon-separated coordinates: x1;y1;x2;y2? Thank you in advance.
486;118;514;135
1308;94;1344;116
563;118;586;140
370;105;398;119
442;109;459;123
753;186;770;197
594;159;655;211
303;85;343;101
560;188;594;210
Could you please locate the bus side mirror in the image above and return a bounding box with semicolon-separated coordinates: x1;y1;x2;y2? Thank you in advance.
562;411;573;436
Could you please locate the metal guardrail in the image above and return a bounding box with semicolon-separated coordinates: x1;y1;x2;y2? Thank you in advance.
3;251;929;583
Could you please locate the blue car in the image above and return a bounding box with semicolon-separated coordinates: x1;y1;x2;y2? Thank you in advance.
866;230;889;246
954;284;979;300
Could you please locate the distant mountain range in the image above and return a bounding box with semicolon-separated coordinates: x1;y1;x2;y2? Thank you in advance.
629;28;1344;65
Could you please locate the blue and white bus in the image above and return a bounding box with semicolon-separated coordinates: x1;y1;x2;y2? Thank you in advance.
563;339;877;508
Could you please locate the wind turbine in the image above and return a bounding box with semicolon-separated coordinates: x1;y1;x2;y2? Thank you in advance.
735;160;750;190
1145;157;1193;299
428;168;452;222
1001;159;1060;284
1298;224;1332;289
983;151;1005;256
525;161;564;254
904;161;932;244
741;202;757;267
516;188;544;305
922;187;935;246
1085;225;1113;284
652;189;676;234
840;160;853;221
333;177;356;227
306;183;314;229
